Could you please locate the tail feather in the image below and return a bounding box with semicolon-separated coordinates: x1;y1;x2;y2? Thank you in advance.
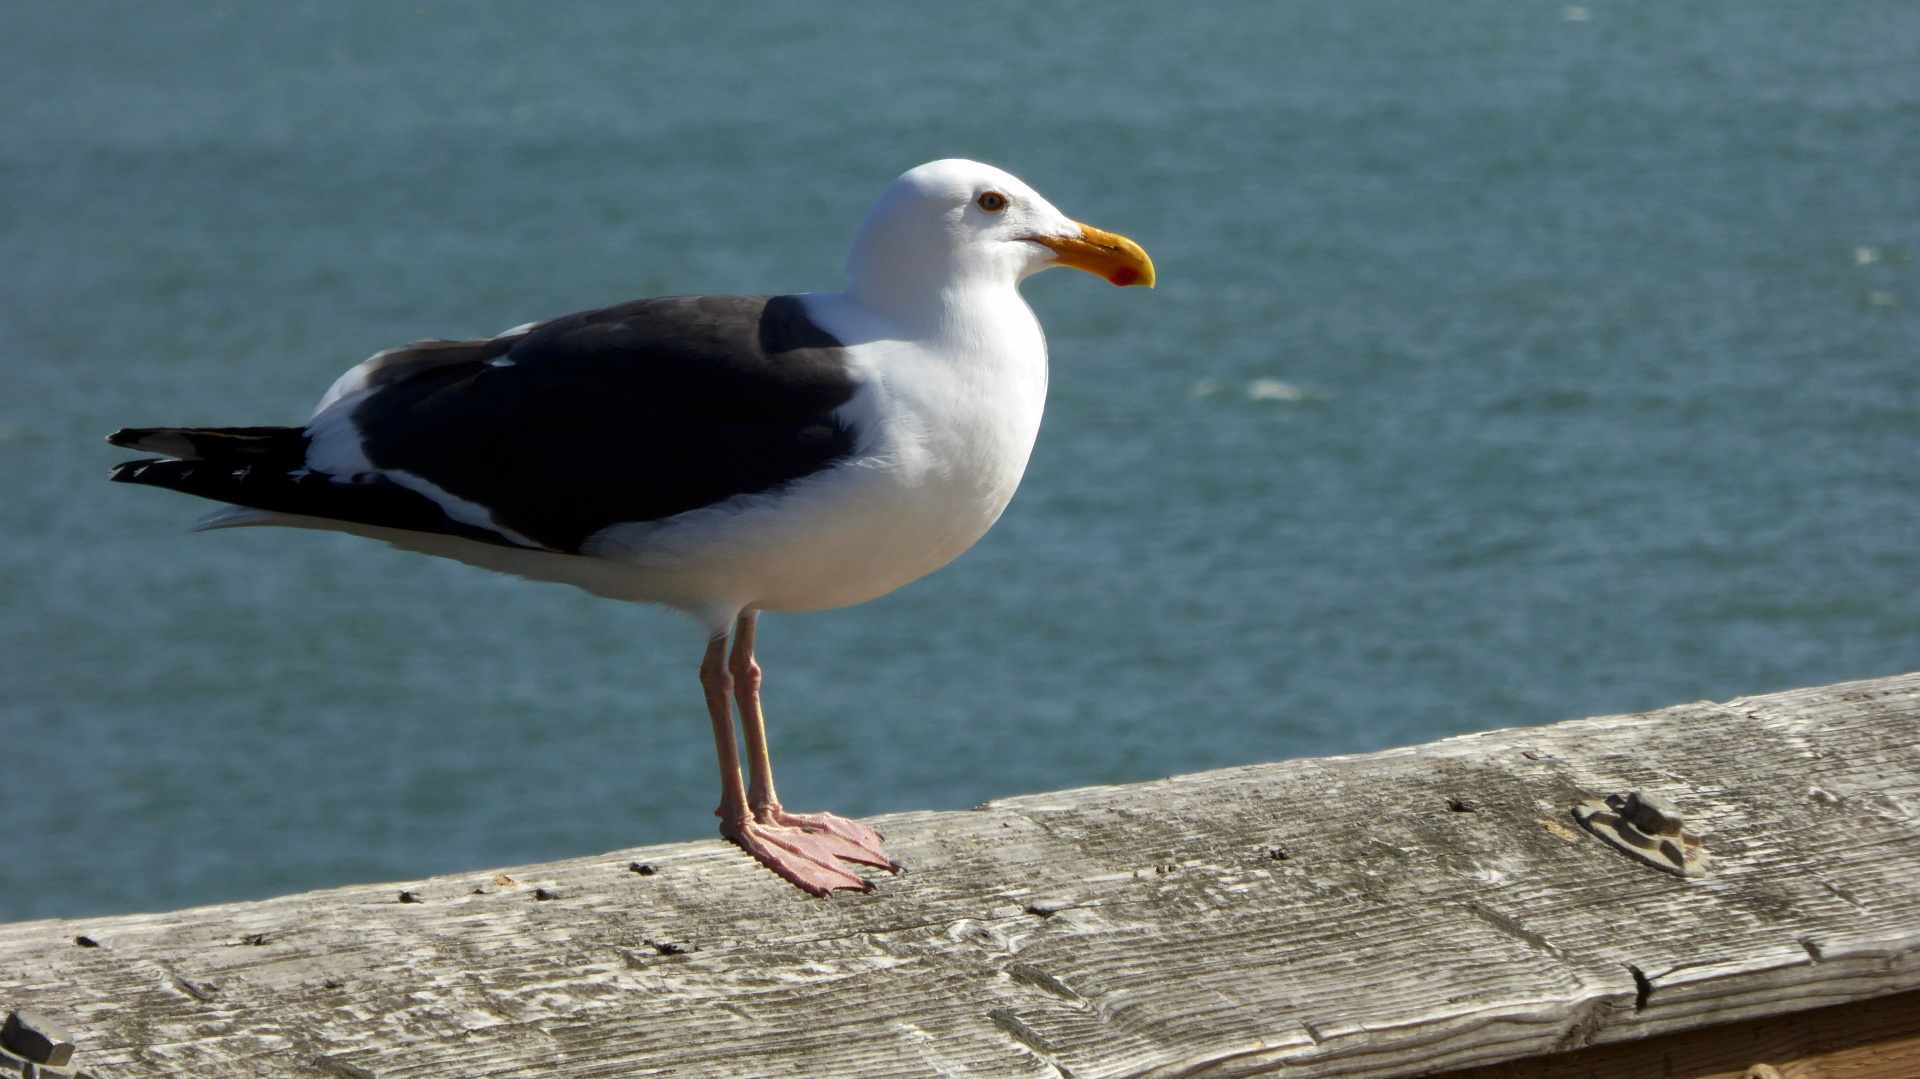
107;425;306;464
108;454;527;550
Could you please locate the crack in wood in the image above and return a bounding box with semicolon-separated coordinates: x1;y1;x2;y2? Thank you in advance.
312;1054;376;1079
1005;963;1089;1008
156;964;218;1003
1628;965;1654;1012
1462;902;1563;957
988;1006;1075;1077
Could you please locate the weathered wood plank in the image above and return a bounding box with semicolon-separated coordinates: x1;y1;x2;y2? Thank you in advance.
3;673;1918;1078
1432;986;1920;1078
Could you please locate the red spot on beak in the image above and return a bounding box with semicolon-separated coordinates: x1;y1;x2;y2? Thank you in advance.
1107;267;1141;287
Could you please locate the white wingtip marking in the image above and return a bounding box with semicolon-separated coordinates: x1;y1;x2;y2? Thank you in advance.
194;505;281;532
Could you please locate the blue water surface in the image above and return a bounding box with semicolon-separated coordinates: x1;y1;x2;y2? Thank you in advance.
2;2;1916;920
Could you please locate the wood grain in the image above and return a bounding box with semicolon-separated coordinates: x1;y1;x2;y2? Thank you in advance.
3;673;1918;1078
1430;986;1920;1078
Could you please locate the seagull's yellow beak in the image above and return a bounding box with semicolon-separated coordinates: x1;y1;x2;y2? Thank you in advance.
1033;223;1156;288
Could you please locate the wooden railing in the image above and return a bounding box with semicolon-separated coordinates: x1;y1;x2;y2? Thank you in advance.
4;673;1918;1078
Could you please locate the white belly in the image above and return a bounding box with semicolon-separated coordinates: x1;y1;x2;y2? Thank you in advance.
592;457;1014;618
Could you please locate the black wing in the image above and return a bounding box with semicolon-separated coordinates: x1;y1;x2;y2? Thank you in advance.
109;295;861;554
347;294;859;552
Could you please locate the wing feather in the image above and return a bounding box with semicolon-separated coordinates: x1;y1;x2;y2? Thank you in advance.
341;295;859;553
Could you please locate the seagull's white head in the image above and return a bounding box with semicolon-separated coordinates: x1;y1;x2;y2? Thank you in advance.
843;159;1153;321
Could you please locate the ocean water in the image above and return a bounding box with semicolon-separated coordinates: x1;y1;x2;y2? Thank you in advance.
2;2;1915;921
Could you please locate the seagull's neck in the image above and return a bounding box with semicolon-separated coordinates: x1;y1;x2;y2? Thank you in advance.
841;274;1031;349
805;279;1048;427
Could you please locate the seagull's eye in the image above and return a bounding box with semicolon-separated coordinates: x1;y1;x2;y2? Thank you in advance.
976;191;1009;213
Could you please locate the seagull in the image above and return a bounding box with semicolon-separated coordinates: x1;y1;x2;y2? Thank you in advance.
107;159;1155;896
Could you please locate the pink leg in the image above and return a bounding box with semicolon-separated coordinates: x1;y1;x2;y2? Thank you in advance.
700;633;748;827
705;614;897;896
733;613;897;866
